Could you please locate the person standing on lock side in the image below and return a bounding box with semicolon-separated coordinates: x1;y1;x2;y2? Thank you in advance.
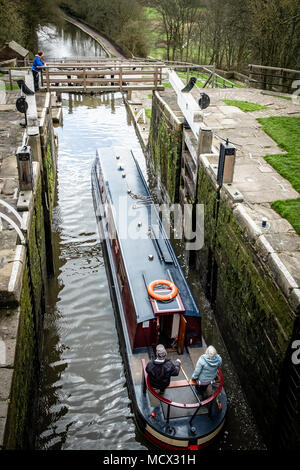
32;51;45;92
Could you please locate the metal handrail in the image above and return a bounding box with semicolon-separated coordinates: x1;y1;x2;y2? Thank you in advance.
0;212;25;244
0;199;25;230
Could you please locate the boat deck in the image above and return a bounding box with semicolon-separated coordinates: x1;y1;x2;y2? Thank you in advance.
131;345;205;386
132;344;226;444
131;344;210;419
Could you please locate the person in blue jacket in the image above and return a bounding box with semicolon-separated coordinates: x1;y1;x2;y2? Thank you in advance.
32;51;45;91
192;345;222;396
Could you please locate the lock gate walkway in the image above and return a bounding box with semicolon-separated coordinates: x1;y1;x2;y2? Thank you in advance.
40;59;165;93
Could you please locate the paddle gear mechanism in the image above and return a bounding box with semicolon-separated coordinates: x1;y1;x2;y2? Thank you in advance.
181;76;197;93
198;92;210;110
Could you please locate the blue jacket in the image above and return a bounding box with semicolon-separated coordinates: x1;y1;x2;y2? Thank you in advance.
192;354;222;383
32;55;44;72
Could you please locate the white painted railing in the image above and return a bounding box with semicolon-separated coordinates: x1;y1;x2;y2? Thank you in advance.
0;212;25;244
167;69;203;139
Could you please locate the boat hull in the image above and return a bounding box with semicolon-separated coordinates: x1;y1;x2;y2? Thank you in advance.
91;151;227;450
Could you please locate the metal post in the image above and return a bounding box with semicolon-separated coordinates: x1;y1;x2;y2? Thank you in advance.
189;404;200;425
119;67;123;90
198;126;212;155
208;398;213;417
83;67;86;92
16;145;34;191
9;69;13;90
249;64;253;87
166;404;170;423
46;67;50;92
217;139;236;187
154;66;158;89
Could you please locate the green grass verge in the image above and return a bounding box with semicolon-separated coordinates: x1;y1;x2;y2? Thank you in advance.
271;198;300;234
257;116;300;234
222;99;268;112
0;73;19;90
5;83;19;90
145;109;152;119
162;81;173;88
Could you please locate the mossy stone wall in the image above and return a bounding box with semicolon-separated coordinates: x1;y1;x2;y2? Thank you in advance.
4;172;47;448
149;93;182;203
196;160;298;448
214;195;294;438
27;176;47;324
3;112;56;449
4;267;36;449
150;96;299;449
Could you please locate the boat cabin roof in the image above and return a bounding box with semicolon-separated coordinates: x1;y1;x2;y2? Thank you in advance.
96;147;201;324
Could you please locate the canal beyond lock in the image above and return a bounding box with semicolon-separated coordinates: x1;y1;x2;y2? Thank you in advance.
34;21;265;451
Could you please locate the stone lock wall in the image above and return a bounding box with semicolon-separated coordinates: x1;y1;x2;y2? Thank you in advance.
194;155;299;449
0;94;56;449
1;171;48;449
149;92;183;203
199;176;295;443
149;93;299;449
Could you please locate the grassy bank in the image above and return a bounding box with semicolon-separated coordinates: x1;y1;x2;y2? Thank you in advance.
257;116;300;234
222;99;267;112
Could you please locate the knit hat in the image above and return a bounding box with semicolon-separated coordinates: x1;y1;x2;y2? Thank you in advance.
156;344;167;358
205;345;217;359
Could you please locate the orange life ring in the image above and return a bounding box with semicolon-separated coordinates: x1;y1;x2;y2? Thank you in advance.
147;279;178;301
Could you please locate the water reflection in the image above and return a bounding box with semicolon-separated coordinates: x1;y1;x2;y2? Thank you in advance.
35;93;147;450
37;21;107;59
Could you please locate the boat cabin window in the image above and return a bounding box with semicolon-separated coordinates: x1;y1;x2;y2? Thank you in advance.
149;291;185;315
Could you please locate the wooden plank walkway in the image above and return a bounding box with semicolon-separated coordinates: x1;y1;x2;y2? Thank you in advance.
41;60;165;93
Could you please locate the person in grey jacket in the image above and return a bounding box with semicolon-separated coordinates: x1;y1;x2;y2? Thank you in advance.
192;345;222;395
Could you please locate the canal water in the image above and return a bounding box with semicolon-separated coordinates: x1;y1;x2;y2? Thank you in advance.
34;22;265;451
37;21;107;59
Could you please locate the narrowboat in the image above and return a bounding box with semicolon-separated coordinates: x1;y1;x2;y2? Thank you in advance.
91;147;227;450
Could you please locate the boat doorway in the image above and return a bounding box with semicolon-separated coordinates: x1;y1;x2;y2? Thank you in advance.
157;313;187;355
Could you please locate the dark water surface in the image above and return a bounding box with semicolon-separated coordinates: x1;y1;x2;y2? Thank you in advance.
34;23;265;451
